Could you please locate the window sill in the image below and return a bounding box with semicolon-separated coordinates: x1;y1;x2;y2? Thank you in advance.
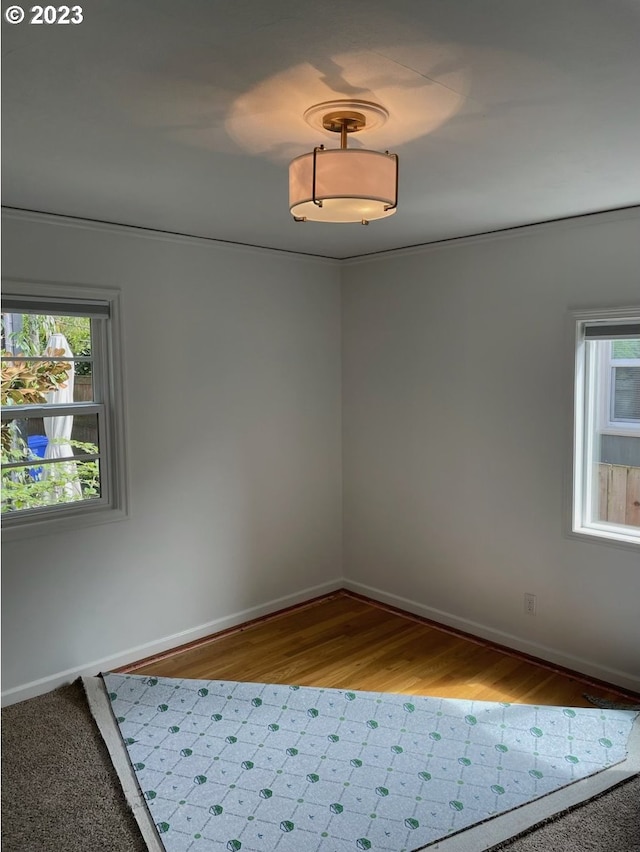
569;522;640;551
1;504;129;541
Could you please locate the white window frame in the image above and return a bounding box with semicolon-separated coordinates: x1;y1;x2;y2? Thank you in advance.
1;280;129;539
568;306;640;549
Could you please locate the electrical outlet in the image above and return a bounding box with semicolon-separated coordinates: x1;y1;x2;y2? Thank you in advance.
524;593;537;616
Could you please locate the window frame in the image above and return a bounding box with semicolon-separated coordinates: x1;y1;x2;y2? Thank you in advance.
1;280;129;539
568;306;640;549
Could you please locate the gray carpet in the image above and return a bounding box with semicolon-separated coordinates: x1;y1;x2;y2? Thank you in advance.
2;680;639;852
490;776;640;852
1;680;145;852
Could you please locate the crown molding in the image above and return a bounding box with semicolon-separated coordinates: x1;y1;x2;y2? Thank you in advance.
3;204;639;267
0;206;342;266
341;205;640;265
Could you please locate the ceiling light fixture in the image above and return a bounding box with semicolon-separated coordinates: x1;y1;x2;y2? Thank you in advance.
289;99;398;225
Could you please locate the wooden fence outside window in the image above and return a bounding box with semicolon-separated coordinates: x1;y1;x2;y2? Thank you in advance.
598;464;640;528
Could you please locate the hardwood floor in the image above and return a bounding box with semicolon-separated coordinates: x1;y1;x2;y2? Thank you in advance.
126;592;637;708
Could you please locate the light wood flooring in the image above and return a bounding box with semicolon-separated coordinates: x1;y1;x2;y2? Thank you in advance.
125;592;638;708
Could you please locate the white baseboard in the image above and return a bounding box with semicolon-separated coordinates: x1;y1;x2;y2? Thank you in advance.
344;580;640;694
1;578;343;707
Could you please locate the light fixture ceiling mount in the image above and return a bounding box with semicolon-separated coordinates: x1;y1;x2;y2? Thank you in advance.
321;110;366;132
289;99;398;225
302;99;390;134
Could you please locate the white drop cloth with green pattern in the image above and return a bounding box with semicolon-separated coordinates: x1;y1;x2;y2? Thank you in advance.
103;674;636;852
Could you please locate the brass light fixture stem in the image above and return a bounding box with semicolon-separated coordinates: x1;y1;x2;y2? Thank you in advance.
322;110;367;148
340;120;348;150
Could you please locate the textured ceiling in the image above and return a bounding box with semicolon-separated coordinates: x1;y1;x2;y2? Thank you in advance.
2;0;640;258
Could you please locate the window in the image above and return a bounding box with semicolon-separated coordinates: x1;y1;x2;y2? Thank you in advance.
571;308;640;546
1;282;128;537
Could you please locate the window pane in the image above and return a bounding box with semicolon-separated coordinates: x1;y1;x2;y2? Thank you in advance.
1;360;93;405
612;367;640;421
1;313;91;358
1;415;100;464
612;339;640;359
1;304;101;515
1;458;101;513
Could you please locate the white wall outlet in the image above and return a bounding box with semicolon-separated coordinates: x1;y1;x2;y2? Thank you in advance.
524;593;537;615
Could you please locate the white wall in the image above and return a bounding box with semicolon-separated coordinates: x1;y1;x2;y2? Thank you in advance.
1;212;343;702
342;211;640;692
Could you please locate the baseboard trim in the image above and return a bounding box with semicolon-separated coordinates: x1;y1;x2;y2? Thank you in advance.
0;578;343;707
343;580;640;696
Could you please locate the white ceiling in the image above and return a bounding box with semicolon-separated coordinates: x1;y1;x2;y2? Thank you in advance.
3;0;640;259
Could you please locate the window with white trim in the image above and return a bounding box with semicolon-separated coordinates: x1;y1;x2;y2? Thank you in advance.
571;308;640;546
1;284;127;537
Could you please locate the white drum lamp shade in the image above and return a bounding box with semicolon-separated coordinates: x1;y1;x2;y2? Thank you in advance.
289;148;398;223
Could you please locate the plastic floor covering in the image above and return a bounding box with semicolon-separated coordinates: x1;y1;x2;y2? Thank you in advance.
85;674;639;852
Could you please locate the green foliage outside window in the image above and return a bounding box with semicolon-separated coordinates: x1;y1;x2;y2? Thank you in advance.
4;313;91;373
1;441;100;513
